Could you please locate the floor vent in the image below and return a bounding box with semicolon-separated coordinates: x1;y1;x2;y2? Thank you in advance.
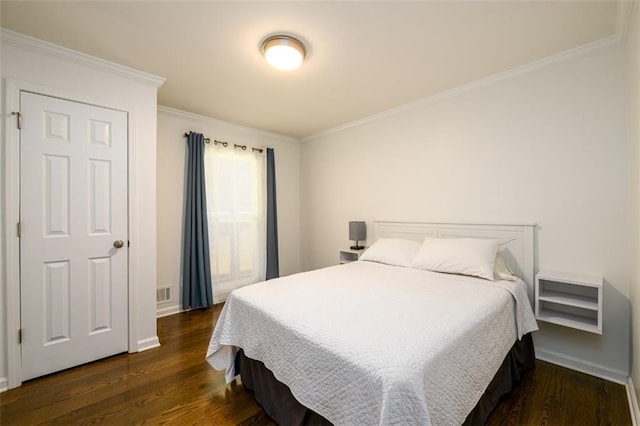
157;287;171;303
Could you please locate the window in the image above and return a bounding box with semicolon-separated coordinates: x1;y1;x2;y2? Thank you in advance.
205;146;265;303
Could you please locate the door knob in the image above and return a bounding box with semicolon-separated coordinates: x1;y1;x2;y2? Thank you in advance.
113;240;124;249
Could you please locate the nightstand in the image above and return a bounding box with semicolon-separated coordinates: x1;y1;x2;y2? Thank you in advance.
535;270;603;334
339;248;366;264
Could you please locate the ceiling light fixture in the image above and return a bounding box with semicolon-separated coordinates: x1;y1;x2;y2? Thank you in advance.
261;35;306;71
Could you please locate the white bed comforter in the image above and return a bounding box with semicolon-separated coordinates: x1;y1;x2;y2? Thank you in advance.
206;261;538;426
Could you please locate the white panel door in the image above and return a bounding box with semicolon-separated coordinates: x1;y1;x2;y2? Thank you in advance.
20;92;128;381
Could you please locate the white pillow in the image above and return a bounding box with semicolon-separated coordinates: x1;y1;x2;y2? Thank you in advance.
411;237;499;281
360;238;422;267
494;253;516;281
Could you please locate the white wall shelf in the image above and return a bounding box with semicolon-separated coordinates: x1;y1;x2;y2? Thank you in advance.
535;270;603;334
339;248;366;264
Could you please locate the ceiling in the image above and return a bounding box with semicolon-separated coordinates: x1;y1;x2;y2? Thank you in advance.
0;1;619;139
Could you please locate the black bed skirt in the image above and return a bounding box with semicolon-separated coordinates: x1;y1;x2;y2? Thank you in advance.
235;333;535;425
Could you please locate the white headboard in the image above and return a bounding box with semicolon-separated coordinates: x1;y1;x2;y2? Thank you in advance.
373;221;536;301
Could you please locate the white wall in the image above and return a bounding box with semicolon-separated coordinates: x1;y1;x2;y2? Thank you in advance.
156;107;301;317
0;30;162;389
301;41;631;381
626;0;640;406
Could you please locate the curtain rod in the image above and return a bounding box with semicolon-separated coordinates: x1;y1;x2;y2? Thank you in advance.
183;132;264;153
183;132;211;143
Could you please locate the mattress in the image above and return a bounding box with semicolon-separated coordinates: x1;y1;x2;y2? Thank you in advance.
206;261;538;425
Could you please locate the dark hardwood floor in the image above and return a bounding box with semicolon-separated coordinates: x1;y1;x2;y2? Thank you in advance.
0;305;631;425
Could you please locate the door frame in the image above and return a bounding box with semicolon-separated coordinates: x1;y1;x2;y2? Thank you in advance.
4;79;139;389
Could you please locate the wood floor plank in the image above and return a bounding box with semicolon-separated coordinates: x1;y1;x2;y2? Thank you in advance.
485;360;632;426
1;304;631;425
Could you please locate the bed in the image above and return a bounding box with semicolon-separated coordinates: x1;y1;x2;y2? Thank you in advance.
206;221;538;425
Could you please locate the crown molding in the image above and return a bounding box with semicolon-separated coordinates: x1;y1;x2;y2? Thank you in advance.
302;35;619;143
0;28;165;88
157;105;300;145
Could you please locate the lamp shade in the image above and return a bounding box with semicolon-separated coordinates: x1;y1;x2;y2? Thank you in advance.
349;221;366;241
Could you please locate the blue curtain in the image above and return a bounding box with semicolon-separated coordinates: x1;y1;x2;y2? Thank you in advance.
182;132;213;309
266;148;279;279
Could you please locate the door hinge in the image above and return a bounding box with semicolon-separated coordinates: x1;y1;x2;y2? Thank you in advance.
17;222;21;238
18;329;22;344
11;111;22;129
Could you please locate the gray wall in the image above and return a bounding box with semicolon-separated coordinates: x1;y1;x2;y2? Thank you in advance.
301;41;631;381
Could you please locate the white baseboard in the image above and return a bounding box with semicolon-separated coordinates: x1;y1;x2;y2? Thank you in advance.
136;336;161;352
0;377;7;393
628;377;640;426
536;348;628;384
157;304;181;318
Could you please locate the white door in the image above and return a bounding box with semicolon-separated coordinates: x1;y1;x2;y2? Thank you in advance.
20;92;129;381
